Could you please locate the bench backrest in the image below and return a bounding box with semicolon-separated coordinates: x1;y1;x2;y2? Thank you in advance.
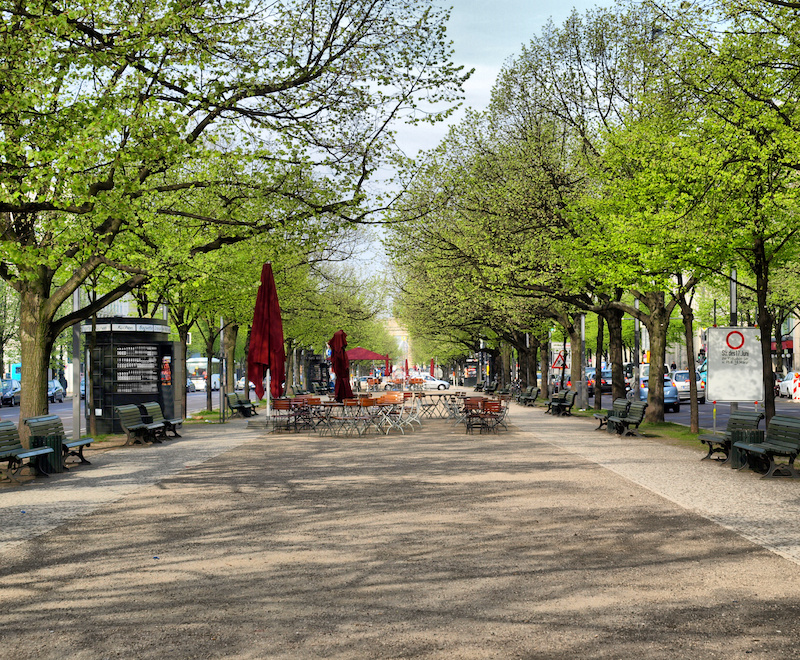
140;401;166;424
626;401;648;422
725;411;764;436
765;415;800;450
611;398;630;416
226;392;239;406
564;390;577;405
550;391;567;403
115;404;145;430
24;414;65;441
0;420;22;454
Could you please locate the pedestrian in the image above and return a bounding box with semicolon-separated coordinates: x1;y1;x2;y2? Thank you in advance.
670;361;677;372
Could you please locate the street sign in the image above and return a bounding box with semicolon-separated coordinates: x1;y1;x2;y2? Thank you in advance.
551;351;567;370
706;327;764;402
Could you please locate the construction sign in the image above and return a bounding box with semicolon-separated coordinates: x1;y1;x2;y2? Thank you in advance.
550;345;570;371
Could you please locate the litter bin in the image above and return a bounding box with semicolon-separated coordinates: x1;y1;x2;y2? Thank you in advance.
32;433;66;473
730;428;764;470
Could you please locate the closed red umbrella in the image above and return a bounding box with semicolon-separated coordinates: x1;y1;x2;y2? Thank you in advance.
404;359;409;381
329;329;354;401
385;355;390;378
430;358;434;377
247;263;285;402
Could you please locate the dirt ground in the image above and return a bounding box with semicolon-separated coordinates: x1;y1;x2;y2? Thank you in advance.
3;417;800;658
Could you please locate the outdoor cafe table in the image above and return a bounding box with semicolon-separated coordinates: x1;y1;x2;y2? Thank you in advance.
419;391;462;419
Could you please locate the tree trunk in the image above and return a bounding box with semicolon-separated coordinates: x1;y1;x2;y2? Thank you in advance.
639;291;673;423
677;291;699;433
568;318;581;390
540;341;550;398
500;342;512;388
18;285;55;447
605;308;626;401
754;236;776;421
223;323;238;393
529;335;540;391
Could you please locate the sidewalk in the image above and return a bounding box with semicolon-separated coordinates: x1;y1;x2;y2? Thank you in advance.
3;406;800;658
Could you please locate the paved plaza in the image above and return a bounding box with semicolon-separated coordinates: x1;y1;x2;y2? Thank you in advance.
3;404;800;658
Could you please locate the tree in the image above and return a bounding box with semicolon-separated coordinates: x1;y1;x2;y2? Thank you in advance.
0;0;469;439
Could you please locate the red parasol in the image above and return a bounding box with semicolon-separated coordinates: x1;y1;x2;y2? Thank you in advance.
404;359;409;380
385;355;390;378
346;346;388;361
430;358;434;377
329;329;354;401
247;263;285;400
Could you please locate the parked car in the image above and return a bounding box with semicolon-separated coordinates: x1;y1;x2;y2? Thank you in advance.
80;378;85;399
421;374;450;390
186;378;196;392
47;379;65;403
1;378;21;406
779;372;800;398
669;370;705;404
628;375;681;413
236;377;260;390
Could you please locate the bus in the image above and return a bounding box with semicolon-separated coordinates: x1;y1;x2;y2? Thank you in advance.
186;357;220;391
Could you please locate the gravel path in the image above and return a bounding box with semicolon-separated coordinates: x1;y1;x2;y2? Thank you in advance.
3;407;800;658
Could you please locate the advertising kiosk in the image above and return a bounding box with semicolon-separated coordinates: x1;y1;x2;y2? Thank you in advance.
81;317;175;435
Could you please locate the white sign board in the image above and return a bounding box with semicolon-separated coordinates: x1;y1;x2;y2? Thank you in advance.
706;327;764;402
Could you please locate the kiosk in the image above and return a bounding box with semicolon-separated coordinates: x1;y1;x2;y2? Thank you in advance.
81;317;175;435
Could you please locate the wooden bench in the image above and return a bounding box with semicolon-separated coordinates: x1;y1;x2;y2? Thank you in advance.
0;420;54;481
698;411;764;462
732;414;800;478
594;398;630;431
550;390;577;416
139;401;183;438
607;400;648;436
24;414;94;466
226;392;258;418
114;404;165;445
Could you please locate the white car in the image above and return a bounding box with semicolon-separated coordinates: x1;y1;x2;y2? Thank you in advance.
422;374;450;390
779;372;800;398
669;370;705;404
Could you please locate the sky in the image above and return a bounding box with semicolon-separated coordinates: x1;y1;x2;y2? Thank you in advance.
396;0;603;156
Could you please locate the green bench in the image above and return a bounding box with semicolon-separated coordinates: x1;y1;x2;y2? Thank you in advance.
518;386;540;407
607;400;648;436
732;414;800;478
139;401;183;438
549;390;577;416
226;392;258;418
114;404;165;445
545;390;566;414
594;398;630;431
698;410;764;462
0;420;54;481
24;414;94;466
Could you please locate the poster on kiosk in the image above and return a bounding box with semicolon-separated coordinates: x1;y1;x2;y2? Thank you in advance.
706;327;764;402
